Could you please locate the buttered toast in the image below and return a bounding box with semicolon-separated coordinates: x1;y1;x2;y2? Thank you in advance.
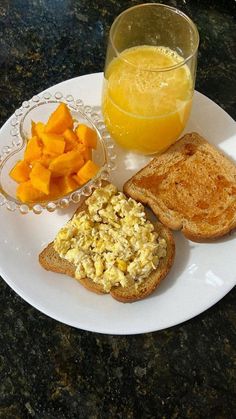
124;133;236;242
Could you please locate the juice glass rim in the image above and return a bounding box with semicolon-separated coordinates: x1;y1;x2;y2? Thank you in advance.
109;2;200;73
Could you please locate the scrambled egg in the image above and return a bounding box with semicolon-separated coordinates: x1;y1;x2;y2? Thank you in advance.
54;184;167;292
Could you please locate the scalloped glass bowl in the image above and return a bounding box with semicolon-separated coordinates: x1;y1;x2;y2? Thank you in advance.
0;92;116;214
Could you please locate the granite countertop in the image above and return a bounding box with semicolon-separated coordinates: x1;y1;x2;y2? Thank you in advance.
0;1;235;418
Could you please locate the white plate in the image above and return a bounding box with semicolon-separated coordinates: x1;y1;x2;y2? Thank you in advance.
0;72;236;335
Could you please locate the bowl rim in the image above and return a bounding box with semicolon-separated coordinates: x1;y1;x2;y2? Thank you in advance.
0;91;116;214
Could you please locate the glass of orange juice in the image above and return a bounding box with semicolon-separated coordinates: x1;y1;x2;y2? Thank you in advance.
102;3;199;154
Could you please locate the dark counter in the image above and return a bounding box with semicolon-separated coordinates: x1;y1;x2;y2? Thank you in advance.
0;1;235;418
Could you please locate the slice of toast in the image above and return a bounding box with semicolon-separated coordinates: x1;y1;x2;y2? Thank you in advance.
39;183;175;303
123;132;236;242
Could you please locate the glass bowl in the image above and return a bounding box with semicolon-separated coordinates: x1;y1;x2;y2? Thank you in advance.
0;92;116;214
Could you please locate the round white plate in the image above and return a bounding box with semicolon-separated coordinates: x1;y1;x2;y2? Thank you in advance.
0;72;235;335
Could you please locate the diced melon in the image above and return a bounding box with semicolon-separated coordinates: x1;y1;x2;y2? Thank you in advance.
49;150;84;177
73;173;86;186
41;133;65;156
33;154;53;168
30;162;51;195
76;159;100;184
62;175;78;194
57;175;79;195
63;129;78;152
31;121;36;137
47;178;62;199
9;160;31;183
48;175;78;199
24;136;42;162
32;121;45;140
82;146;92;162
16;180;47;203
45;103;73;134
76;124;97;148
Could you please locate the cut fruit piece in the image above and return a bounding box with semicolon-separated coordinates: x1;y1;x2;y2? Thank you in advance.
81;146;92;162
57;175;78;195
16;180;47;203
48;175;79;199
48;178;62;199
63;128;79;152
41;133;65;156
33;154;53;168
63;129;79;152
73;173;86;186
30;162;51;195
9;160;31;183
32;121;45;140
45;103;73;134
60;175;79;194
49;150;84;177
76;124;97;148
76;159;100;184
24;136;42;162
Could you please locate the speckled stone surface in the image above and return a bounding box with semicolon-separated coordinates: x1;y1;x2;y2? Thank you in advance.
0;1;235;418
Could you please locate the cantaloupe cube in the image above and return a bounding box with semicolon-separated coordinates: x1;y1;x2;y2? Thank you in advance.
63;129;78;152
62;175;78;194
48;176;78;199
58;175;79;195
32;121;45;140
47;178;62;199
41;133;65;156
49;150;84;177
73;173;86;186
31;121;36;137
45;103;73;134
30;162;51;195
24;136;42;162
16;180;47;203
33;154;53;168
76;160;100;184
82;146;92;162
76;124;97;148
9;160;31;183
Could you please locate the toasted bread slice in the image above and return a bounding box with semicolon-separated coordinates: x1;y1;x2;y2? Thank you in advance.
39;196;106;295
123;132;236;242
39;184;175;303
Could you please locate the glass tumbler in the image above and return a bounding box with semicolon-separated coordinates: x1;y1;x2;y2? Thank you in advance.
102;3;199;154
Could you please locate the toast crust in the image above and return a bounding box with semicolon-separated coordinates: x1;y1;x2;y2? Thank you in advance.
39;182;175;302
124;133;236;242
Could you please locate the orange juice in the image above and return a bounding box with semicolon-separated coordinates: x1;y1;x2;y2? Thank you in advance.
102;45;193;154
